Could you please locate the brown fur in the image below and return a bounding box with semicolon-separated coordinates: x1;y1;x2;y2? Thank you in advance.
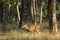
22;23;40;32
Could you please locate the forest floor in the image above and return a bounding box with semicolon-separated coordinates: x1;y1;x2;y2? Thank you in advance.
0;21;60;40
0;30;60;40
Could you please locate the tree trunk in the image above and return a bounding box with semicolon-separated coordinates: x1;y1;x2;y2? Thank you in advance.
0;2;3;23
48;0;58;34
16;0;20;23
30;0;34;23
19;0;24;28
3;3;9;24
33;0;36;24
40;0;43;24
40;7;43;24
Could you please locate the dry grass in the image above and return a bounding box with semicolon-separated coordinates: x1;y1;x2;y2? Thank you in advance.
0;30;60;40
0;21;60;40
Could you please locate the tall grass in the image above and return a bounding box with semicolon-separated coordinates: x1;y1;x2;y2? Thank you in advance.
0;21;60;40
0;30;60;40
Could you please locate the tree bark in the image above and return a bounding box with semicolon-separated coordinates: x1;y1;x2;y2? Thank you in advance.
33;0;36;24
16;0;20;23
48;0;58;34
0;2;3;23
19;0;24;28
30;0;34;23
3;3;9;24
40;0;43;24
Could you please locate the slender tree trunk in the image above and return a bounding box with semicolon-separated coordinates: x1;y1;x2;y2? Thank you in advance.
40;7;43;24
36;0;39;24
8;3;11;22
33;0;36;24
40;0;43;24
3;4;9;24
30;0;34;23
19;0;24;28
16;0;20;23
48;0;58;34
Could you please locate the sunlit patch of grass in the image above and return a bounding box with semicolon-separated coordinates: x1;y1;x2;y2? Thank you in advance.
0;30;60;40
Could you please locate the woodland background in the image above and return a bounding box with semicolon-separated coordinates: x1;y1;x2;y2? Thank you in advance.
0;0;60;40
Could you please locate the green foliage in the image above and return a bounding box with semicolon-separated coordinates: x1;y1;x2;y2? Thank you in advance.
0;0;60;26
1;0;60;21
56;1;60;14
